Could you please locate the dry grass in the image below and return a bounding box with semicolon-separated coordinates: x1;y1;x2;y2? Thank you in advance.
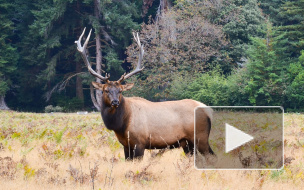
0;111;303;189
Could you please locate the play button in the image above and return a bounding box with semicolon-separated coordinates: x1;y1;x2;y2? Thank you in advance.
225;123;254;153
194;106;283;169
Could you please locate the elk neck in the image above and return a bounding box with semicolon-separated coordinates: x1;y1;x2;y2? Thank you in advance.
100;96;130;134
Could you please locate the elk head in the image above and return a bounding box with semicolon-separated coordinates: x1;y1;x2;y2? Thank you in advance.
75;28;144;108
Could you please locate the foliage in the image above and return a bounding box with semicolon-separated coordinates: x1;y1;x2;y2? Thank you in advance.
178;21;304;109
0;0;304;111
5;0;141;111
243;37;284;106
286;51;304;111
258;0;287;24
0;1;19;96
175;66;251;107
167;73;195;100
174;69;230;106
276;0;304;58
127;1;229;100
53;96;84;112
44;105;63;113
214;0;266;67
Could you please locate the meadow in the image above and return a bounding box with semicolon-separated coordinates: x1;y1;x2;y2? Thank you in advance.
0;111;303;190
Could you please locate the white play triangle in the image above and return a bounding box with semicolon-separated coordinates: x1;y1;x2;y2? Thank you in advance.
225;123;254;153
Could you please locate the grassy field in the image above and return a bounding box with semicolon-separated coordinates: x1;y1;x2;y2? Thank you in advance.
0;111;303;190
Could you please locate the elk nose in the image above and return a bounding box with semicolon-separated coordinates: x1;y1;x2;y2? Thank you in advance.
111;100;120;107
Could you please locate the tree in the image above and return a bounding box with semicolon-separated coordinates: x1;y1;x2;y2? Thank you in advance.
243;24;288;106
258;0;287;24
126;1;229;100
12;0;140;111
0;1;19;110
216;0;266;67
88;0;141;110
276;0;304;59
286;50;304;110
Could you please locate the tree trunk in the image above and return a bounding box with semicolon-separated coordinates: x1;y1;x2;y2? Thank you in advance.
90;84;101;111
93;0;103;111
0;95;10;110
76;61;84;107
75;0;84;108
156;0;171;20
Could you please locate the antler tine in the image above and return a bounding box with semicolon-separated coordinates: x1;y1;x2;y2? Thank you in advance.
75;27;86;52
118;32;145;83
75;28;109;82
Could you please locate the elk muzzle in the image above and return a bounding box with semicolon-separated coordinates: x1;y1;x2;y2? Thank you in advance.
111;100;120;107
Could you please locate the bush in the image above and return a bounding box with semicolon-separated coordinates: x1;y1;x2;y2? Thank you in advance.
181;69;230;106
52;95;84;112
63;97;84;112
44;105;63;113
226;68;252;106
170;67;253;107
168;73;196;100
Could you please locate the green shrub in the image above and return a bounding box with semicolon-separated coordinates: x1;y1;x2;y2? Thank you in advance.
182;69;230;106
226;69;251;106
168;73;196;100
44;105;63;113
53;96;84;112
63;97;84;112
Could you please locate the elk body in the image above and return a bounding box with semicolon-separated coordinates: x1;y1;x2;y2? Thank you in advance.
75;29;214;159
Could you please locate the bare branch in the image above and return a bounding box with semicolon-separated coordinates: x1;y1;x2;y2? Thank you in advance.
44;72;86;102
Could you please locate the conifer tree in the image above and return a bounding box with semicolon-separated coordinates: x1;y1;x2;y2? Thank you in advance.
286;50;304;110
0;1;19;109
217;0;266;67
276;0;304;59
244;24;288;106
17;0;140;111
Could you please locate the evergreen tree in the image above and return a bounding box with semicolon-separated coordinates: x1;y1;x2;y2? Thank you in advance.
276;0;304;59
258;0;287;24
244;25;288;106
286;50;304;110
0;1;19;109
12;0;140;111
217;0;266;67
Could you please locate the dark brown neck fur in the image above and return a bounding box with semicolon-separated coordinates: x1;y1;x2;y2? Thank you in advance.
100;96;130;134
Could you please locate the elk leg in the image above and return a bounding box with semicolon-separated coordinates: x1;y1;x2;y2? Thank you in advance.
124;145;145;160
196;137;214;155
182;140;194;155
179;139;194;155
133;145;145;160
124;146;133;161
195;109;214;155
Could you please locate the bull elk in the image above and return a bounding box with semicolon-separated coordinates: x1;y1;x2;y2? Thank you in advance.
75;28;214;160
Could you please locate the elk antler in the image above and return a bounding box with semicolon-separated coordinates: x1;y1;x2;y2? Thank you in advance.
75;28;109;81
118;32;145;83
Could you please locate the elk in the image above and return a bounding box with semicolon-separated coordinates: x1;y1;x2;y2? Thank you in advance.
75;28;214;160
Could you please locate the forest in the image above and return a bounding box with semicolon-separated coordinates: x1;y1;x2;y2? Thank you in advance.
0;0;303;112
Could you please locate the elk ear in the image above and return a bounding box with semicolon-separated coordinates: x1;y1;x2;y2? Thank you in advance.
122;83;134;91
92;82;105;90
